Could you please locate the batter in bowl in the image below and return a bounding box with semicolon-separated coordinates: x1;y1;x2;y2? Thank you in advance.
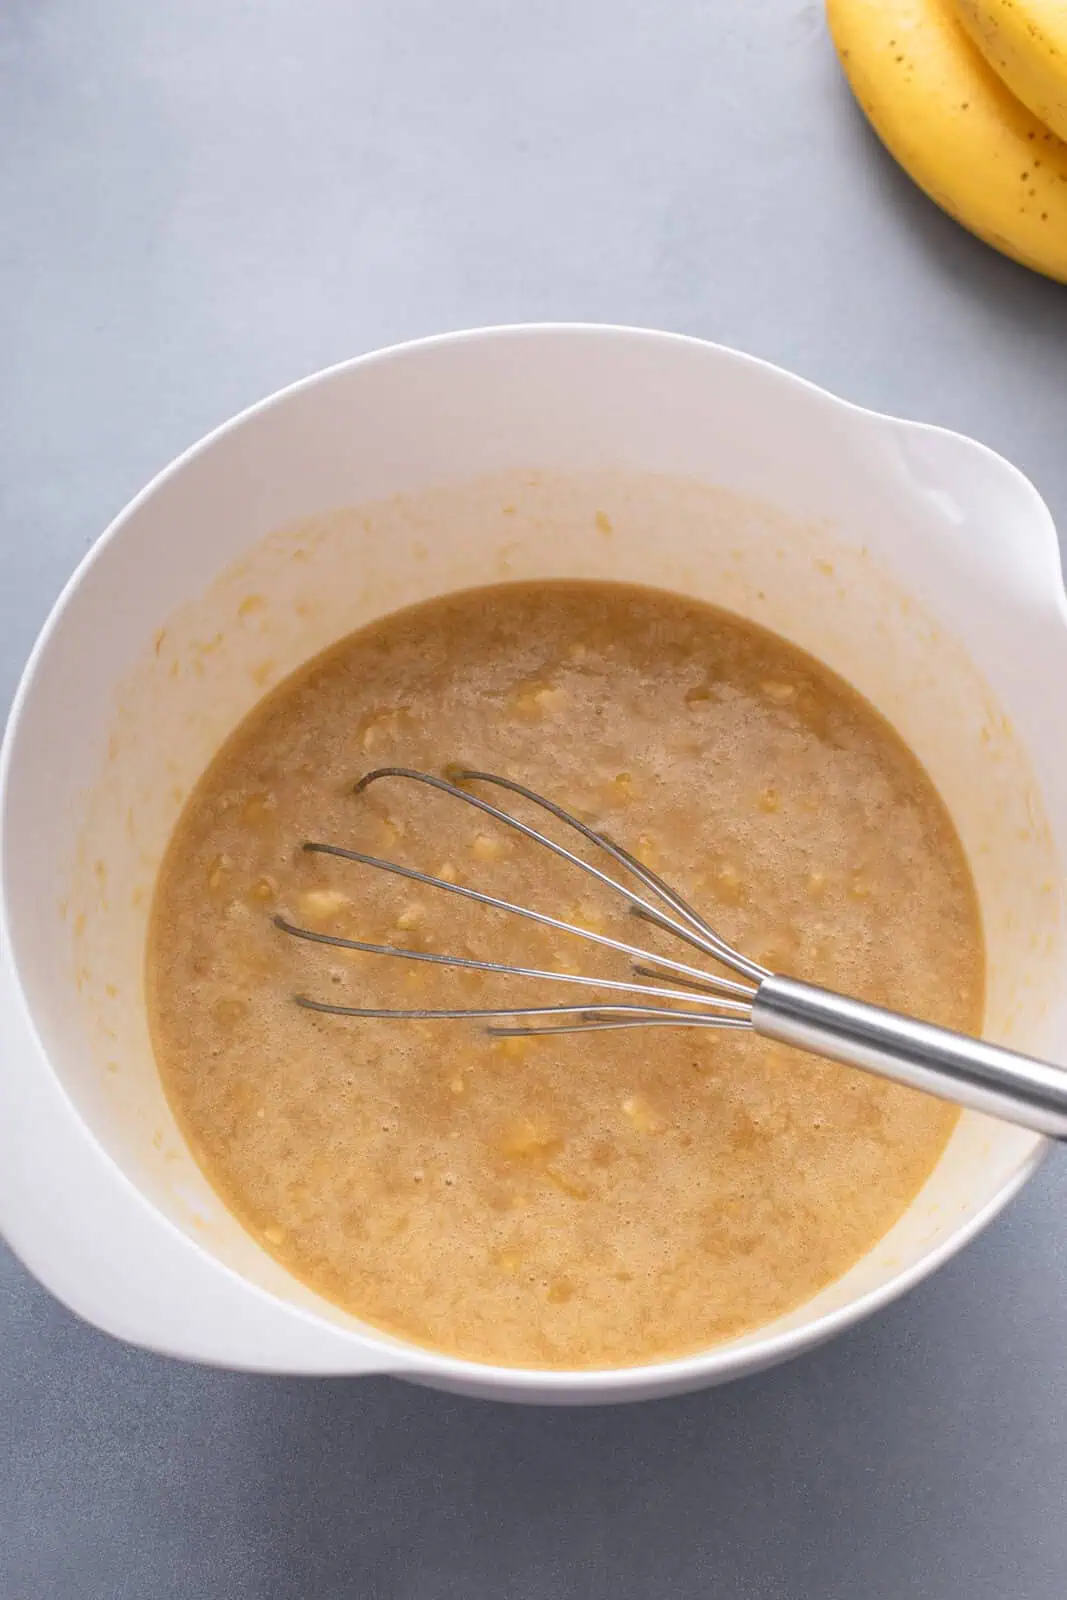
148;580;983;1368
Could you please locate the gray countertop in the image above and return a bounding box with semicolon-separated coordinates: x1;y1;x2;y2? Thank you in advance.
3;3;1067;1597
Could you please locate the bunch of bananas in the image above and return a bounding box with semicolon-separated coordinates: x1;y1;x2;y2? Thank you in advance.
828;0;1067;280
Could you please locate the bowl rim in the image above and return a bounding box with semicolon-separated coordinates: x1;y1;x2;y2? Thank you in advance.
0;320;1055;1392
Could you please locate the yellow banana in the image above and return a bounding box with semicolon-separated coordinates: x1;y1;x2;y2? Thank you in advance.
827;0;1067;281
953;0;1067;141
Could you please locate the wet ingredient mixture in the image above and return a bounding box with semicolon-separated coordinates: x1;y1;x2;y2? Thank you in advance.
148;581;983;1367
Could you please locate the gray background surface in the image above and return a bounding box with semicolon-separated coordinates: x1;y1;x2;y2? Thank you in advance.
3;2;1067;1596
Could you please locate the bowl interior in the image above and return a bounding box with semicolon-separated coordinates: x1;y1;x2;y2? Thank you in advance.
4;330;1067;1374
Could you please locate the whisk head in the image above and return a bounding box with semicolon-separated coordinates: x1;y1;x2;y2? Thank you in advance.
274;767;772;1036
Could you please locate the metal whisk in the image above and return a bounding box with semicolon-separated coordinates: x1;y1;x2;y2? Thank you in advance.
275;767;1067;1141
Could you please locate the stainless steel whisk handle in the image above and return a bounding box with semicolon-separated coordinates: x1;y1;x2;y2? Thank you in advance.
754;976;1067;1141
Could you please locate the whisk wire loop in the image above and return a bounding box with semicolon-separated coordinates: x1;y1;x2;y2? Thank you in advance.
276;765;761;1032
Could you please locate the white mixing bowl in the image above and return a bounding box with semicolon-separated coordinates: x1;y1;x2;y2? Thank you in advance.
3;325;1066;1404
